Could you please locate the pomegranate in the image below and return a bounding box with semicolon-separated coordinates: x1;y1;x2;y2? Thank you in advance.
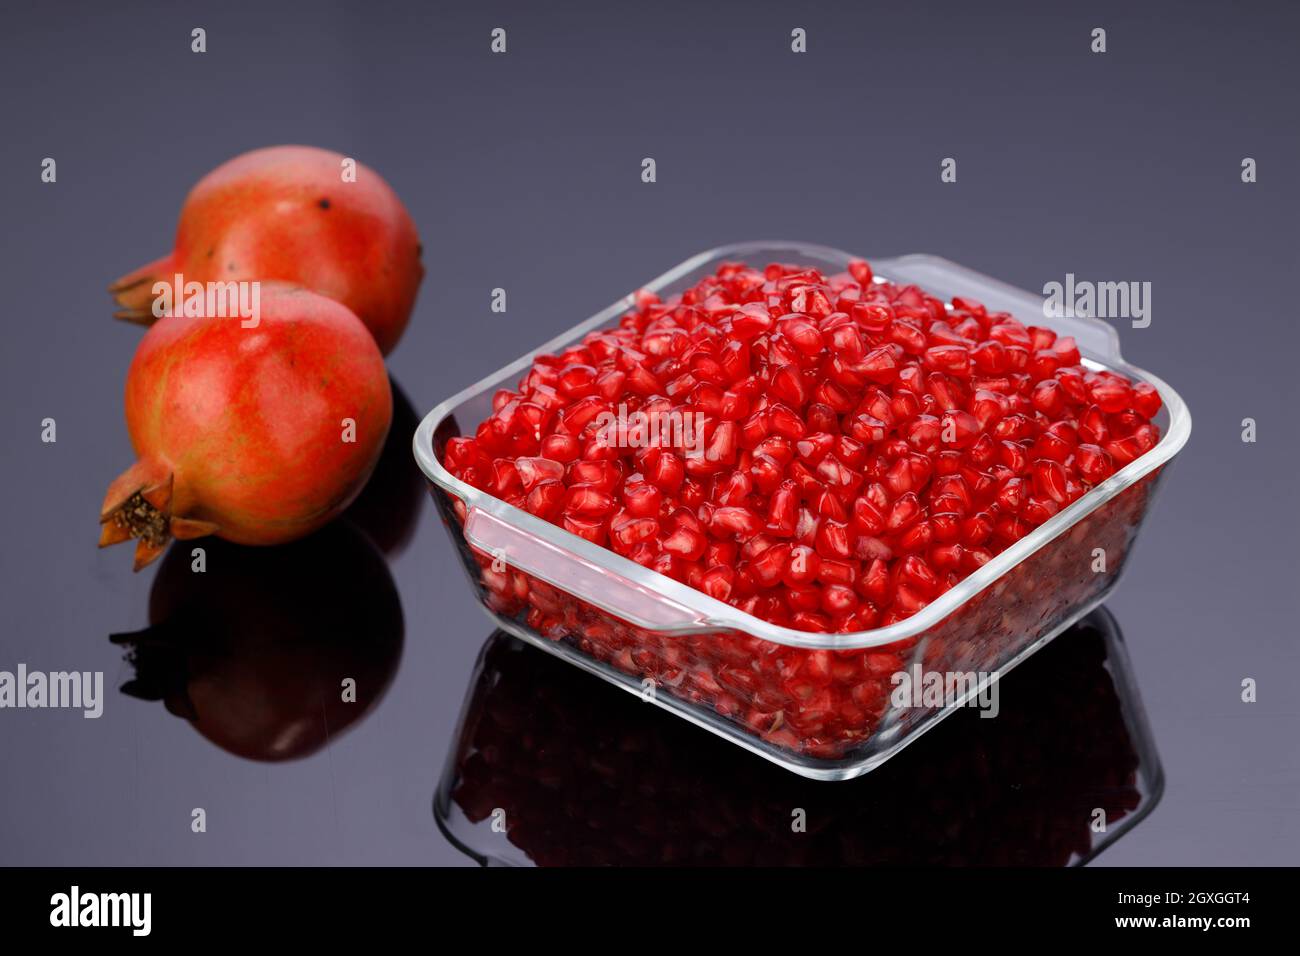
110;145;423;355
100;284;392;570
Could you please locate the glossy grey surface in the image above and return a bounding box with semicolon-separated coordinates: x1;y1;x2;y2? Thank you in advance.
0;0;1296;865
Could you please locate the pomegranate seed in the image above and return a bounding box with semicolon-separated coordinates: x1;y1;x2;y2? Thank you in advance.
1031;459;1069;504
662;525;707;561
700;565;736;601
563;484;616;517
525;480;565;520
1074;443;1115;484
815;519;853;560
710;506;764;540
623;482;663;517
514;457;565;491
1132;381;1162;418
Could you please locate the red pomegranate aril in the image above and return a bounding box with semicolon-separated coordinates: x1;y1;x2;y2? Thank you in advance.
1089;378;1133;413
1074;443;1115;484
700;565;736;601
924;344;971;376
996;477;1027;513
900;554;940;596
967;433;998;467
1031;380;1066;417
941;409;981;449
563;483;615;517
750;542;791;587
1105;434;1144;466
1052;336;1081;366
1029;349;1061;381
763;481;799;536
705;539;738;568
851;496;886;535
930;542;964;570
710;506;764;540
562;512;606;544
848;259;874;285
514;457;566;491
611;514;660;548
971;339;1008;373
886;492;922;532
1031;459;1070;504
1034;429;1074;464
731;303;774;339
815;519;853;560
623;482;663;517
643;450;685;494
569;459;622;492
557;363;598;397
931;513;962;544
525;480;565;520
783;545;821;586
541;433;582;463
662;525;707;561
1132;381;1162;418
713;470;750;507
1022;495;1060;525
898;519;934;552
821;583;859;615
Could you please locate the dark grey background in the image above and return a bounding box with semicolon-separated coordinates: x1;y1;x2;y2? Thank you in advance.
1;0;1296;865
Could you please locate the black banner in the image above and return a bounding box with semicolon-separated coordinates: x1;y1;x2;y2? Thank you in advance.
0;866;1280;940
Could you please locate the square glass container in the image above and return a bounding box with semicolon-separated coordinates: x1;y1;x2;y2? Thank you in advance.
413;242;1190;780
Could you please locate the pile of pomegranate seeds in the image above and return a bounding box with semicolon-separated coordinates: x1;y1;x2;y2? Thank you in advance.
443;259;1162;635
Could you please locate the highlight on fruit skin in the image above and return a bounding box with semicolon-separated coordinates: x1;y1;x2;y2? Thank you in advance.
109;144;423;355
99;284;393;570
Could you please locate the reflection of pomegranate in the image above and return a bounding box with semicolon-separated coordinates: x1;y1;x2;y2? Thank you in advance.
438;611;1158;866
344;379;425;556
112;522;403;761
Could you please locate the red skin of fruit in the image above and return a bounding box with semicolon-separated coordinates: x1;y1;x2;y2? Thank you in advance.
100;284;392;569
110;145;423;355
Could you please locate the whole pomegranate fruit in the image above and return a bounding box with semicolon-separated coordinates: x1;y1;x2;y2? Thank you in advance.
110;145;423;355
99;284;392;570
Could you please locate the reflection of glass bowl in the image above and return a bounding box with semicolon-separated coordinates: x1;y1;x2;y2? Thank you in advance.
112;521;403;762
435;607;1160;866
